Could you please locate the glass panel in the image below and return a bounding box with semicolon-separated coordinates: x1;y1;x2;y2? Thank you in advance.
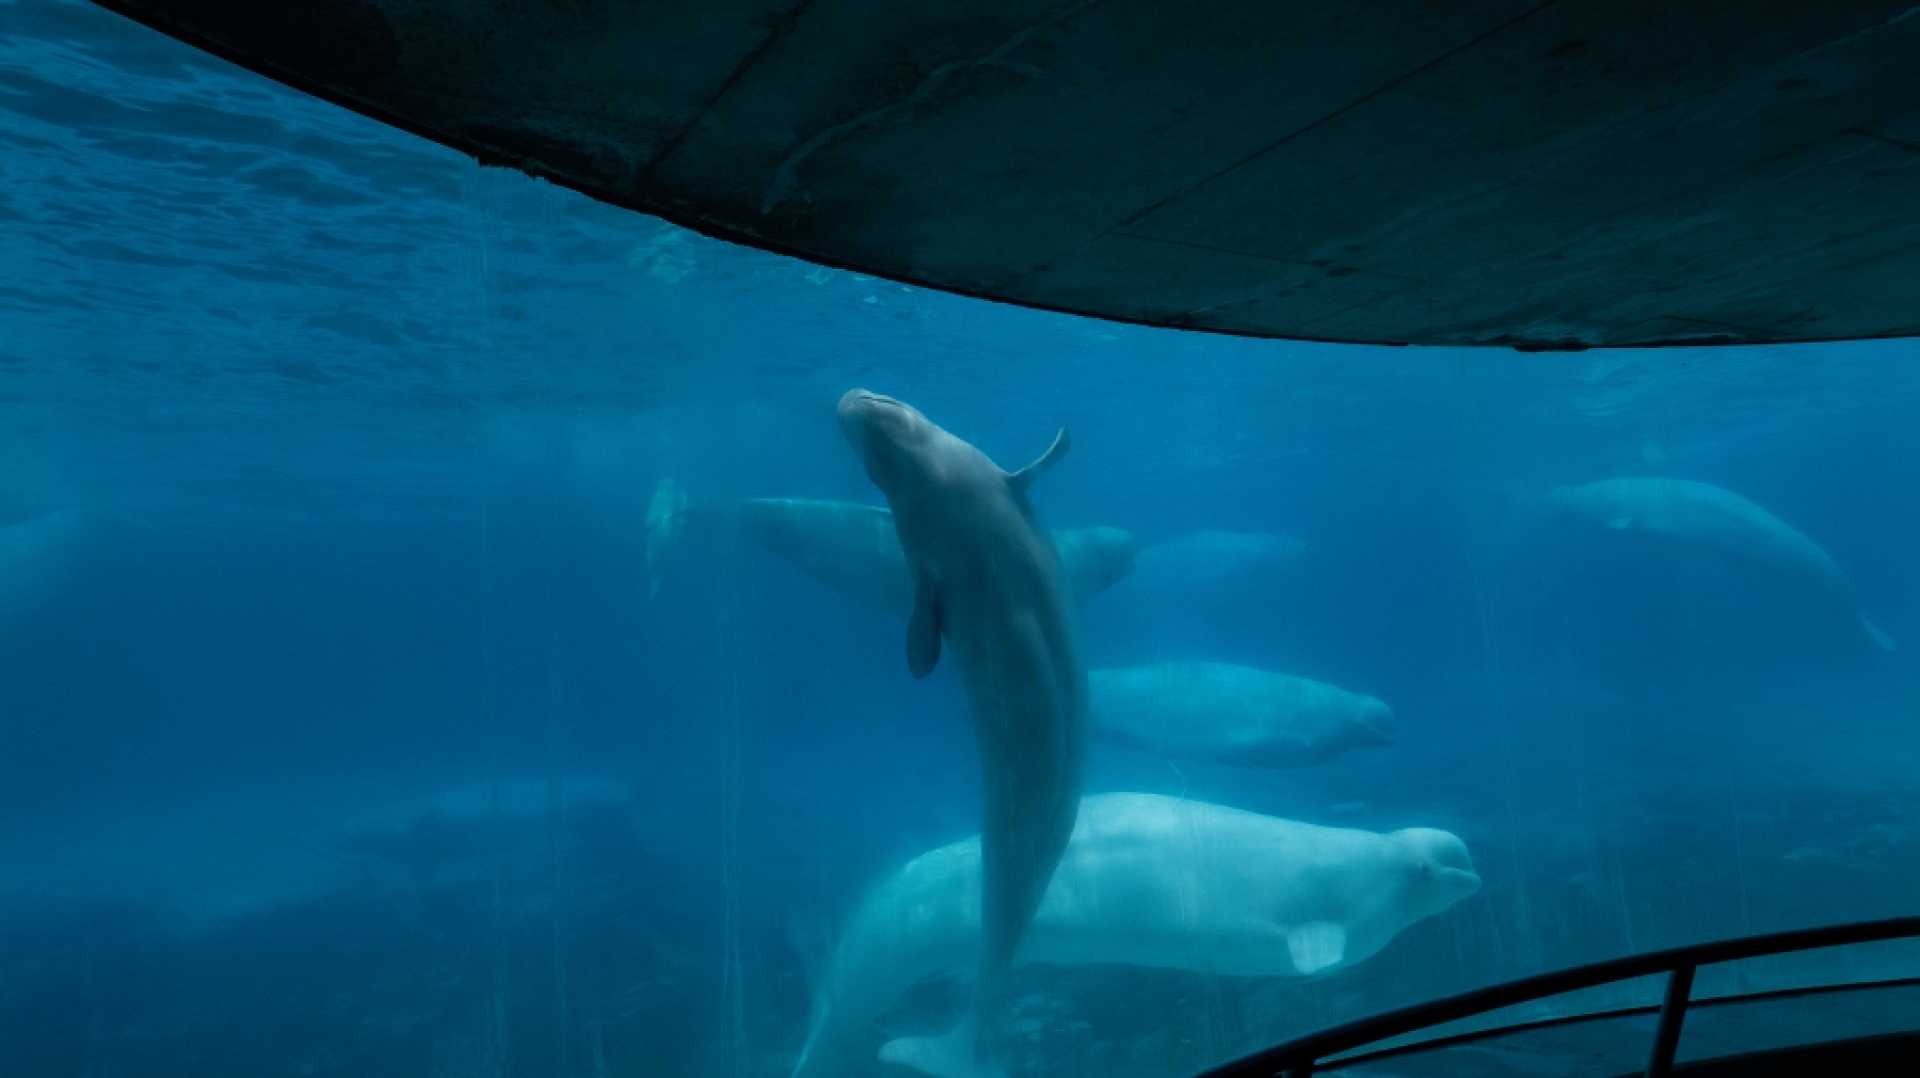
1326;980;1920;1077
1693;936;1920;998
1677;981;1920;1065
3;4;1917;1078
1339;1010;1663;1078
1320;973;1668;1065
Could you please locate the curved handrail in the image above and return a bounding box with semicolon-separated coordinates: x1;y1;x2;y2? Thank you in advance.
1196;916;1920;1078
1328;974;1920;1071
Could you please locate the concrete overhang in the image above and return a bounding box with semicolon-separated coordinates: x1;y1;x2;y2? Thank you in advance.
89;1;1920;349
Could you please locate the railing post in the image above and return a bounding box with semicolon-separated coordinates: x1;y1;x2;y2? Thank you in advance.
1645;963;1695;1078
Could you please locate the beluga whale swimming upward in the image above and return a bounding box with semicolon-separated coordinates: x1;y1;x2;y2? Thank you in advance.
836;388;1084;1078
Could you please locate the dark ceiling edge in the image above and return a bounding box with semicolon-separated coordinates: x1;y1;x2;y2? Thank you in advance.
77;1;1920;354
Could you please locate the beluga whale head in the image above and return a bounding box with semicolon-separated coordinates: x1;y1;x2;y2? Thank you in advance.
1347;695;1399;748
1391;826;1482;918
1542;479;1643;533
1053;525;1139;596
836;388;938;495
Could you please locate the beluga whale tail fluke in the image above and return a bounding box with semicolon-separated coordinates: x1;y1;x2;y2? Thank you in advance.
835;388;1087;1078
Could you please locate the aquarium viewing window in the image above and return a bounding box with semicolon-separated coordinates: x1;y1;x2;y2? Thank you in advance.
1203;916;1920;1077
2;3;1917;1078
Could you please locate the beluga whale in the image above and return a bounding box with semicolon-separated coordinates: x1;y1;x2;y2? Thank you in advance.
1547;476;1897;652
788;793;1481;1078
835;388;1085;1078
1133;528;1306;591
642;480;1137;612
1089;661;1397;769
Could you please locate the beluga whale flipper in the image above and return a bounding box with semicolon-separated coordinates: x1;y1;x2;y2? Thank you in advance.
836;388;1085;1078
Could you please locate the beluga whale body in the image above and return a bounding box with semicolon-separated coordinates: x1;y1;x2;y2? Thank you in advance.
788;793;1481;1078
1547;476;1897;652
1133;528;1306;591
836;388;1085;1078
642;480;1137;612
1089;661;1397;769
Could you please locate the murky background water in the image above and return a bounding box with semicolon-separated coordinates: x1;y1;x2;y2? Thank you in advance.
4;3;1918;1076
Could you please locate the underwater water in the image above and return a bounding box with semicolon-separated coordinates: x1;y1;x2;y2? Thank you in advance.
4;2;1919;1076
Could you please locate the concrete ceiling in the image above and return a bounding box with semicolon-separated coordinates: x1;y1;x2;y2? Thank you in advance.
89;1;1920;349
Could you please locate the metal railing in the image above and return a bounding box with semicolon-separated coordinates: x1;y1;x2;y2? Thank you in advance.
1196;916;1920;1078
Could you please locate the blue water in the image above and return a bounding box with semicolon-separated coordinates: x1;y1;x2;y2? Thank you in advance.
4;3;1919;1076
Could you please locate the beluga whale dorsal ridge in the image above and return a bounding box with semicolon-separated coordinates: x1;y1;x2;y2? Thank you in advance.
835;388;1086;1078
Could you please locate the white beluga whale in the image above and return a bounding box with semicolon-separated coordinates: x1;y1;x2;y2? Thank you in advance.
789;792;1480;1078
1546;476;1896;652
642;480;1136;612
1089;661;1396;769
1133;528;1306;592
836;388;1085;1078
1051;525;1139;602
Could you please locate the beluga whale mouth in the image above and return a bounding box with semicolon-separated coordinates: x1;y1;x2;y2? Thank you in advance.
836;387;890;435
1441;864;1484;895
836;387;898;416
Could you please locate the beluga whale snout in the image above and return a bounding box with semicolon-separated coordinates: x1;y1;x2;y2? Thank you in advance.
834;386;884;426
1355;696;1398;745
834;387;878;449
1392;826;1483;917
836;388;927;484
833;387;1082;1078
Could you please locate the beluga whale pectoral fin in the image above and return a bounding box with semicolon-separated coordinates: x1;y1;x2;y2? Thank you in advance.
1286;920;1348;975
1006;427;1070;495
908;577;942;678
